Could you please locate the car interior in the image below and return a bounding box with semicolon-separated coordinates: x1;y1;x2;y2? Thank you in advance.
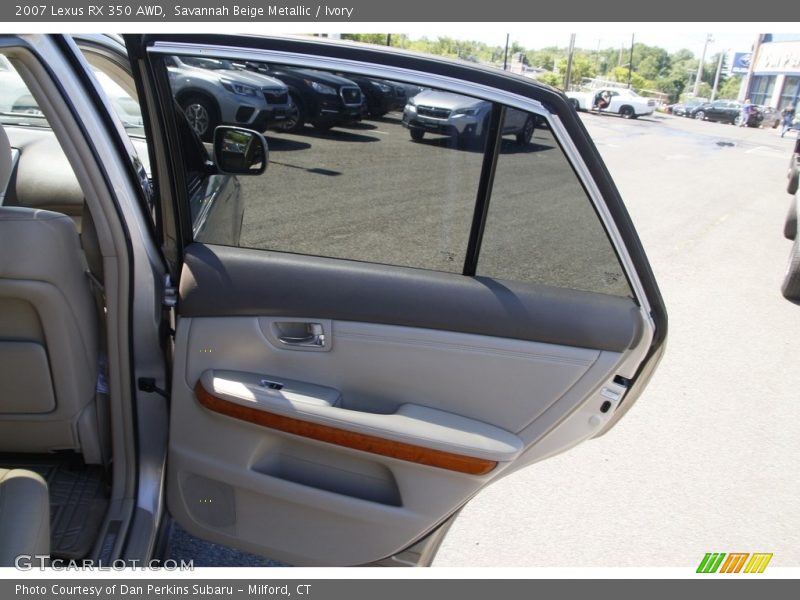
0;92;114;564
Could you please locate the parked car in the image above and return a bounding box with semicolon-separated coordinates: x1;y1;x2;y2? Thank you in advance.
758;105;781;128
242;62;363;131
782;132;800;299
672;99;706;117
0;55;39;114
167;55;292;141
0;55;139;125
566;88;656;118
338;73;405;117
403;89;535;145
688;99;763;127
0;33;666;569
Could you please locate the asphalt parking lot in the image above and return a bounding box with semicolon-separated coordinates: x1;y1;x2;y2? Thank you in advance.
432;111;800;567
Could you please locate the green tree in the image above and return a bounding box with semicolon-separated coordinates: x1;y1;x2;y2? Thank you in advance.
527;48;558;71
558;55;597;88
340;33;391;46
717;75;743;99
536;72;562;89
609;66;652;91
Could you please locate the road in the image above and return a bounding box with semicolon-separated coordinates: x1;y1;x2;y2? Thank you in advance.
431;112;800;567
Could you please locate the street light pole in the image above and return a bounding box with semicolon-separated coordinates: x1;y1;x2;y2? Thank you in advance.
711;50;725;101
564;33;576;90
627;33;635;89
693;33;713;97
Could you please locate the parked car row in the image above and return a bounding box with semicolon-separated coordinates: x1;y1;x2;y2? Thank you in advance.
166;54;542;150
669;98;782;128
167;55;422;140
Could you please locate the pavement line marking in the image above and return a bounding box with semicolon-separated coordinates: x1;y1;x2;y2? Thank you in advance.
745;146;781;155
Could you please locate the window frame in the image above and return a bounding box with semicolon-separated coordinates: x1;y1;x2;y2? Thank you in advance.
136;35;652;305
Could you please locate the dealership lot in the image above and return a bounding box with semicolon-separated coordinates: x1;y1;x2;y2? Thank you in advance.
431;112;800;567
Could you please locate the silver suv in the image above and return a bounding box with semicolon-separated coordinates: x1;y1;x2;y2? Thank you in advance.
167;55;292;140
403;89;535;146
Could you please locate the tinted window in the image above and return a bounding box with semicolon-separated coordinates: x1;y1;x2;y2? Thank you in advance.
165;51;631;297
477;112;631;297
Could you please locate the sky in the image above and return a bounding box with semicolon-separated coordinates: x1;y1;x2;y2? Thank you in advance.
395;23;800;57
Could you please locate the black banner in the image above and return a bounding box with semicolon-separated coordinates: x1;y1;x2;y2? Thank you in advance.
0;0;795;22
3;579;799;600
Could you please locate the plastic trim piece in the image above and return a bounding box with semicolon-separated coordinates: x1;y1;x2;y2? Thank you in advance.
194;381;499;476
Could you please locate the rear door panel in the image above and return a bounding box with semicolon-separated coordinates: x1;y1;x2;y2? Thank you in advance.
169;247;641;565
125;34;666;566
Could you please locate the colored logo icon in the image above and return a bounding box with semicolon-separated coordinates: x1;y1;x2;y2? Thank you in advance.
696;553;773;573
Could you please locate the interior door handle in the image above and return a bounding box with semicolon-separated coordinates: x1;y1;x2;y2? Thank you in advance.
278;323;326;348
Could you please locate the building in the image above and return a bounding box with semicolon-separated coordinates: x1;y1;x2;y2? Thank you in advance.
744;34;800;110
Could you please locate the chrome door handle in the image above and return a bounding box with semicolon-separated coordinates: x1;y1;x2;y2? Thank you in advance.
278;323;326;348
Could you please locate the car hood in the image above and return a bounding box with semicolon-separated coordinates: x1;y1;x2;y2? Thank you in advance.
179;65;286;90
285;68;360;87
213;68;287;90
412;90;485;111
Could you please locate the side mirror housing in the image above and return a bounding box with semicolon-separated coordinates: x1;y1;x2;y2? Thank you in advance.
213;126;268;175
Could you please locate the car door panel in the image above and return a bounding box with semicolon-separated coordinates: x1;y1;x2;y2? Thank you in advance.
170;319;628;565
169;247;640;565
123;34;666;566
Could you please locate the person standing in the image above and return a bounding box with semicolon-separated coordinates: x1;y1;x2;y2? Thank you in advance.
781;105;796;137
739;98;752;127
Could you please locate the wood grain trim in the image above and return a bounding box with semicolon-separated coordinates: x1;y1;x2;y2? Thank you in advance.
194;382;497;476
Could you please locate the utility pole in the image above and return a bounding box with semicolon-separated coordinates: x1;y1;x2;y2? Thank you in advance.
627;33;635;89
503;34;510;71
564;34;576;91
693;33;713;97
711;51;725;101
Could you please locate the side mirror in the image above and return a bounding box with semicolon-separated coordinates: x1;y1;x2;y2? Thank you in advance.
213;126;268;175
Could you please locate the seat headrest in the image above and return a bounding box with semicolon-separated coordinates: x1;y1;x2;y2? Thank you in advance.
0;124;12;200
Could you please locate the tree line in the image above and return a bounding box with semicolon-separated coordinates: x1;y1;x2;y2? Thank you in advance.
340;34;743;102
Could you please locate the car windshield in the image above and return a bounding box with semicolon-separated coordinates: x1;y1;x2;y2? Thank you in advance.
0;55;144;137
0;55;47;126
